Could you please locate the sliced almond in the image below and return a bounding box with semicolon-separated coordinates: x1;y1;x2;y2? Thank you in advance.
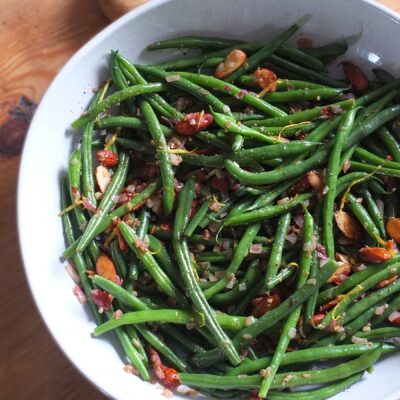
387;217;400;243
215;49;246;79
334;209;362;240
96;253;120;284
307;170;324;193
96;165;112;193
359;247;392;263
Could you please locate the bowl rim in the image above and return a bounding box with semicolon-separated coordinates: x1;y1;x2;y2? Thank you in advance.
17;0;400;398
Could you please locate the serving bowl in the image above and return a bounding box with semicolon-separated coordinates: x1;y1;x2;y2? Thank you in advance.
18;0;400;399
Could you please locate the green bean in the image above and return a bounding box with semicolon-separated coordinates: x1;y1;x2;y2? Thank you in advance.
81;85;108;206
355;80;400;107
110;53;137;114
210;260;261;306
346;192;383;241
279;117;342;168
72;83;169;129
254;122;319;137
227;342;392;376
128;261;139;281
313;301;388;347
184;201;210;237
63;178;150;379
147;35;242;51
204;223;261;299
140;100;175;215
232;112;266;121
266;373;364;400
119;221;183;301
276;44;326;71
373;68;396;83
371;295;400;326
336;172;382;195
377;126;400;163
265;264;296;291
273;78;328;90
110;241;128;279
173;178;241;366
245;99;355;127
94;308;249;336
258;208;313;397
323;108;359;258
147;235;180;283
224;193;313;227
132;64;233;116
191;259;338;367
63;180;160;259
160;325;206;355
224;148;326;185
135;325;189;372
227;105;400;187
232;134;244;151
61;177;101;324
355;327;400;340
177;71;286;117
316;262;400;330
269;54;344;87
124;325;148;366
264;213;291;287
149;35;325;71
113;325;150;380
182;141;319;168
150;39;316;73
68;149;81;202
115;138;151;153
246;179;299;212
359;188;386;238
355;90;398;126
67;150;100;263
302;40;348;59
96;115;173;137
76;152;129;253
354;147;400;169
196;131;232;151
183;347;381;390
224;24;299;82
261;87;343;103
317;257;399;305
93;275;150;311
303;250;320;325
212;109;284;144
118;56;184;120
340;278;400;327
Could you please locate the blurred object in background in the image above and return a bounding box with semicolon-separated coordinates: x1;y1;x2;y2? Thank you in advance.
98;0;148;20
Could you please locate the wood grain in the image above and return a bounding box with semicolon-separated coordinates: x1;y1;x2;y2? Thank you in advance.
0;1;109;399
0;1;398;399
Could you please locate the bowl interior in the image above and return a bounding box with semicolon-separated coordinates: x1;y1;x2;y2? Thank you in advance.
18;0;400;399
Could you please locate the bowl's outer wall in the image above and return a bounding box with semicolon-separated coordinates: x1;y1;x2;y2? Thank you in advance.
18;0;400;399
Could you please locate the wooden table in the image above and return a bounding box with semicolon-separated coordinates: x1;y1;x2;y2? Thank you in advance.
0;1;398;398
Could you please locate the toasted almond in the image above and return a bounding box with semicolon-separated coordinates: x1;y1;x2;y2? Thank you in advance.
96;165;112;193
96;253;120;284
215;49;247;79
359;247;392;263
252;68;278;92
307;170;325;193
334;209;362;240
387;217;400;243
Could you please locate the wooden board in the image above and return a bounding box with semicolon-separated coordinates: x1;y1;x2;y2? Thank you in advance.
0;1;398;398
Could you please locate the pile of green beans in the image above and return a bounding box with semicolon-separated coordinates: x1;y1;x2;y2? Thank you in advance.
62;29;400;399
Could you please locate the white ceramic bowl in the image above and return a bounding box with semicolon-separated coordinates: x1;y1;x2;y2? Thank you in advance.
18;0;400;399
